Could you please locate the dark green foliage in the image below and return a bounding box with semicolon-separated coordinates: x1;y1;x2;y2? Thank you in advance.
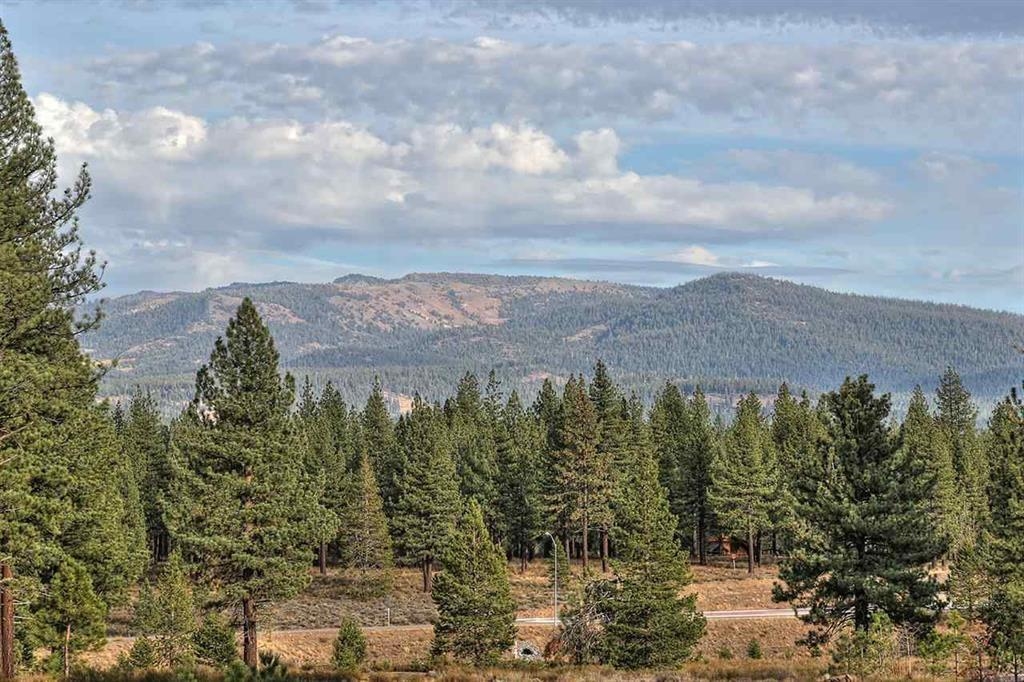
166;299;320;666
331;618;366;671
391;397;460;592
900;388;960;554
983;588;1024;677
0;20;143;677
494;391;543;570
121;389;173;560
598;438;705;669
747;639;763;660
982;378;1024;677
29;559;107;676
549;376;612;573
774;376;946;643
191;614;238;667
936;367;989;549
431;500;516;665
361;378;402;516
447;373;499;528
710;393;778;573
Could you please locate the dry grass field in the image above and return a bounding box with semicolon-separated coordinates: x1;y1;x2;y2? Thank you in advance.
84;559;825;677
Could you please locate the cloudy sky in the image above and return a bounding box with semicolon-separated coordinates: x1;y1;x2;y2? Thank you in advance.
4;1;1023;310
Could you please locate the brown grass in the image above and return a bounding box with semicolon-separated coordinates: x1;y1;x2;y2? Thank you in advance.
85;560;814;673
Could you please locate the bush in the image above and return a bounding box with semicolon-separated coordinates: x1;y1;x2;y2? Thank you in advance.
118;638;158;671
746;639;763;660
192;614;238;667
830;613;897;678
332;617;368;671
716;647;733;660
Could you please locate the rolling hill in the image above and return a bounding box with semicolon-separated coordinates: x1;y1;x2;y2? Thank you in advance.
84;272;1024;413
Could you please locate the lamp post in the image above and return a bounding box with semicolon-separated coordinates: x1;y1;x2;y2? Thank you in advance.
544;531;558;624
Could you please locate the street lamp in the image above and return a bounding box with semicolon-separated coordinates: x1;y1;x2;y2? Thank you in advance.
544;531;558;624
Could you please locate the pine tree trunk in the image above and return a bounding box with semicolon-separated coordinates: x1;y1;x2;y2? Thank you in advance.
242;597;258;668
421;558;432;593
746;527;754;574
63;623;70;679
520;542;527;574
600;529;609;573
318;540;327;575
698;514;707;565
755;530;762;567
581;516;589;573
0;562;14;680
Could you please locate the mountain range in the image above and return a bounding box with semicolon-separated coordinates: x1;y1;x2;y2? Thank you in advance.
84;272;1024;413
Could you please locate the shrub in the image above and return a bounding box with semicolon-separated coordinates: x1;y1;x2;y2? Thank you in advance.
716;647;733;660
746;638;763;660
332;617;368;671
830;613;897;678
192;613;238;667
119;638;158;671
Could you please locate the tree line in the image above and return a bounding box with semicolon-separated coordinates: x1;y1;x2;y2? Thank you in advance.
1;18;1022;677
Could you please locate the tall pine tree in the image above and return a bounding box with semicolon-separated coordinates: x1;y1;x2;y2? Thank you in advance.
0;21;142;677
392;397;461;592
710;393;777;573
166;299;320;667
600;410;705;668
775;376;945;643
431;500;516;664
494;391;543;571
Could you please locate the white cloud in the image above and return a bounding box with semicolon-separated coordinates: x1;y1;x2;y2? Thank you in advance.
38;96;890;249
82;37;1024;151
667;245;720;266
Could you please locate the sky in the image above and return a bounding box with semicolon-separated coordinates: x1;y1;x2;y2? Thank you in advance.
3;0;1023;311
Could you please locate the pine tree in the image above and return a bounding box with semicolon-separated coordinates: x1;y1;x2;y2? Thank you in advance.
133;552;197;668
550;376;611;573
361;378;401;517
936;367;989;548
774;376;945;643
166;299;320;668
770;385;825;554
901;388;959;555
682;387;717;564
649;382;688;542
986;391;1024;579
62;404;148;608
710;393;777;573
448;373;499;528
533;377;564;543
600;413;705;668
391;397;461;592
121;388;172;560
29;559;106;678
0;21;134;677
982;379;1024;678
295;379;340;575
494;391;543;571
431;500;516;664
337;451;394;590
589;360;626;572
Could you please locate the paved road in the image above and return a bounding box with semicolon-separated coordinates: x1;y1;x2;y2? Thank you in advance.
515;607;808;625
264;608;810;636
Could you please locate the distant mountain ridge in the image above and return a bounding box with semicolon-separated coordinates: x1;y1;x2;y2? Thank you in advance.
84;272;1024;411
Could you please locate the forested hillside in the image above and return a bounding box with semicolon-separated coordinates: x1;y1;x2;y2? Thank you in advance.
85;272;1024;412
